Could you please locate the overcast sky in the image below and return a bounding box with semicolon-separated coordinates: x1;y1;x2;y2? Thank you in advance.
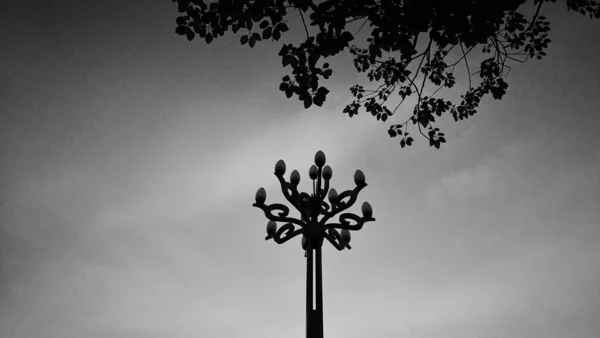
1;1;599;338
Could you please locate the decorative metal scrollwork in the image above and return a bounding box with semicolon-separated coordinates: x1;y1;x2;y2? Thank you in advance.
325;228;352;251
325;212;375;232
272;222;303;244
252;202;306;228
253;151;375;252
320;185;366;225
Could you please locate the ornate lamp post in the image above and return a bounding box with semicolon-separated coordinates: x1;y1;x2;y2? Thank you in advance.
252;150;376;338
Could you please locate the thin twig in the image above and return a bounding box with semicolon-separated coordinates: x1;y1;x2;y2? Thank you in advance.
355;18;369;36
525;1;544;32
446;45;475;68
298;9;310;39
459;40;472;89
346;16;368;25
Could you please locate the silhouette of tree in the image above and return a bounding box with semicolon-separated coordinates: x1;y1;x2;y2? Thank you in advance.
172;0;599;149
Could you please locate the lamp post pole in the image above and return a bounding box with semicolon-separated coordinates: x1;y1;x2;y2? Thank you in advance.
305;234;323;338
253;150;376;338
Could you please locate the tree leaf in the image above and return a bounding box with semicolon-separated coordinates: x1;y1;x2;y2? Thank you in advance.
172;0;595;150
317;86;330;96
313;95;324;107
303;96;312;109
186;31;194;41
341;31;354;42
277;22;289;32
282;55;295;67
285;88;294;98
314;87;329;107
262;27;272;40
175;25;191;36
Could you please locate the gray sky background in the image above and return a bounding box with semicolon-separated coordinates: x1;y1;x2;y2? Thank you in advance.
1;1;599;338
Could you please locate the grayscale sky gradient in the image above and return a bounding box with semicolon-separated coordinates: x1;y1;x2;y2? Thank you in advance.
1;1;599;338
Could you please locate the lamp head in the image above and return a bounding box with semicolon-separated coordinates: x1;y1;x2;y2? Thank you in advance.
362;201;373;218
354;169;366;186
274;159;286;176
341;229;351;243
309;165;318;180
322;165;332;180
255;187;266;204
314;150;326;168
290;170;300;185
328;188;338;203
266;221;276;235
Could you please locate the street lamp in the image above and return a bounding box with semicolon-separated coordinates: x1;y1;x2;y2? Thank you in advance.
252;150;376;338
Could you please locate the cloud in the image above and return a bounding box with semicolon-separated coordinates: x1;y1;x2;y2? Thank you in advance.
424;140;552;207
426;160;498;207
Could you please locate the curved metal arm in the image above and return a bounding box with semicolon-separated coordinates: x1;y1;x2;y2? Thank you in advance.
319;179;329;201
324;229;351;251
325;212;376;231
252;202;306;228
319;200;330;214
320;183;367;225
274;174;306;217
270;222;304;244
298;192;312;203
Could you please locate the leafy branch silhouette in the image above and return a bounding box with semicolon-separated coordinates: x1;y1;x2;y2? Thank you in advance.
173;0;599;149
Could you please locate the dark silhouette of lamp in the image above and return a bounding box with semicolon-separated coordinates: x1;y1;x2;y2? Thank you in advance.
253;150;375;338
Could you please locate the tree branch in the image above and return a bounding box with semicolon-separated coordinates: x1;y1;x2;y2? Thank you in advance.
459;40;472;89
298;9;310;39
354;18;369;35
525;1;544;32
